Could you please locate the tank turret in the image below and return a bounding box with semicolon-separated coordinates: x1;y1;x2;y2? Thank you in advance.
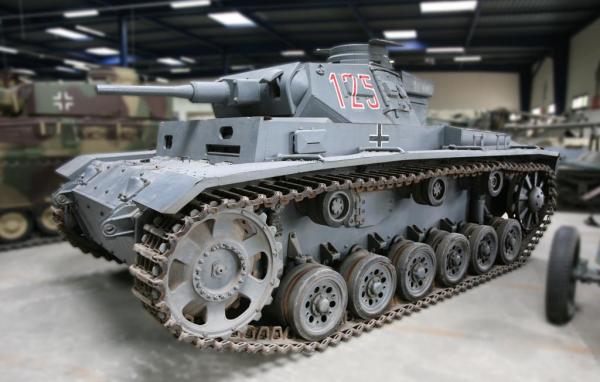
96;40;433;125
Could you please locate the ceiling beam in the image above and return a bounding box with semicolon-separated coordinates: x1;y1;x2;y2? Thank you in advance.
464;2;481;47
349;2;375;39
242;12;296;49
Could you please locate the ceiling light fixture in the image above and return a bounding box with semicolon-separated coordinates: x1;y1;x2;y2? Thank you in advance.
454;55;481;62
158;57;184;66
180;56;196;64
0;45;18;54
426;47;465;54
46;27;89;40
420;1;477;13
383;30;417;39
208;11;255;27
230;64;254;71
75;25;106;37
64;59;95;71
170;0;211;8
56;65;78;73
64;9;99;18
171;67;191;73
156;77;169;83
281;49;305;57
86;47;119;56
12;68;36;76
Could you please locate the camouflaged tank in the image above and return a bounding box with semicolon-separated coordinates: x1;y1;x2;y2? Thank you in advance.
0;67;173;243
53;41;559;352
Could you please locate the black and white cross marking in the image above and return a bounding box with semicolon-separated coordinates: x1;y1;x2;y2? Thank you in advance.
369;124;390;147
53;91;74;111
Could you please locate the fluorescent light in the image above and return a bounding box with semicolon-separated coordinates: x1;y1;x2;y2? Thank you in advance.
170;67;191;73
63;59;94;71
230;64;254;71
426;47;465;54
383;30;417;39
64;9;99;18
531;107;541;115
158;57;184;66
46;27;89;40
420;1;477;13
208;11;255;27
170;0;210;9
86;47;119;56
180;56;196;64
454;55;481;62
75;25;106;37
155;77;169;83
0;45;18;54
281;49;305;57
572;95;589;110
56;65;78;73
12;68;35;76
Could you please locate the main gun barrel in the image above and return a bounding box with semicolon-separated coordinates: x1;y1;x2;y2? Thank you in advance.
96;81;231;104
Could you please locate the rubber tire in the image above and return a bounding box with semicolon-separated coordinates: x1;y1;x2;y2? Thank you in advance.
428;232;470;287
389;240;436;302
492;218;522;265
340;250;396;319
545;226;579;325
35;205;60;236
461;224;498;275
0;210;33;243
276;264;348;341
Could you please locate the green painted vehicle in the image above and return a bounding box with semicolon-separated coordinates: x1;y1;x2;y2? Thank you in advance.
0;67;173;243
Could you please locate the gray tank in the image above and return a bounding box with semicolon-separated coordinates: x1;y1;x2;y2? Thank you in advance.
52;40;559;352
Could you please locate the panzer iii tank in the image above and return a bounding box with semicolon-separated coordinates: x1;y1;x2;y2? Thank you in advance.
53;40;558;353
0;67;172;245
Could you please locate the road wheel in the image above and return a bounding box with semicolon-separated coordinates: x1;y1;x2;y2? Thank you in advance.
340;249;396;319
0;210;32;243
389;240;436;302
277;263;348;341
545;226;579;325
36;205;60;236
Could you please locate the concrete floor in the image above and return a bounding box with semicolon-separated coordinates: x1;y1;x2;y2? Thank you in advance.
0;212;598;382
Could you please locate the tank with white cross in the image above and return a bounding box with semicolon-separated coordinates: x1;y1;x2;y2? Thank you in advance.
53;39;559;348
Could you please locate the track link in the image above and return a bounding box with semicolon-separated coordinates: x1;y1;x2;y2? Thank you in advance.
0;235;63;253
58;159;558;353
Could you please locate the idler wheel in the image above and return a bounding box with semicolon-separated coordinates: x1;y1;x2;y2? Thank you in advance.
163;208;282;339
414;176;447;206
339;249;396;319
460;223;498;275
275;263;348;341
426;230;470;287
507;171;549;232
490;217;522;264
0;210;32;243
389;240;436;302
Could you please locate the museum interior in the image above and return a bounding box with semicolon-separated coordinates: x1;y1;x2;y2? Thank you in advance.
0;1;599;381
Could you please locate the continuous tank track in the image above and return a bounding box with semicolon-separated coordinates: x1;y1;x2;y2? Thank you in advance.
0;235;63;253
58;158;556;354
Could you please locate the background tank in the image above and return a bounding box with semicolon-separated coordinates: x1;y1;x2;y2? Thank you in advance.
53;40;559;350
0;67;173;244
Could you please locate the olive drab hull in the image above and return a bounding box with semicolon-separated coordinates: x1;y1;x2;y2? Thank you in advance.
0;67;173;244
53;41;560;352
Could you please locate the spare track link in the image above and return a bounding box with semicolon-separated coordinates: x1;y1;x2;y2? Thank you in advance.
66;159;558;354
